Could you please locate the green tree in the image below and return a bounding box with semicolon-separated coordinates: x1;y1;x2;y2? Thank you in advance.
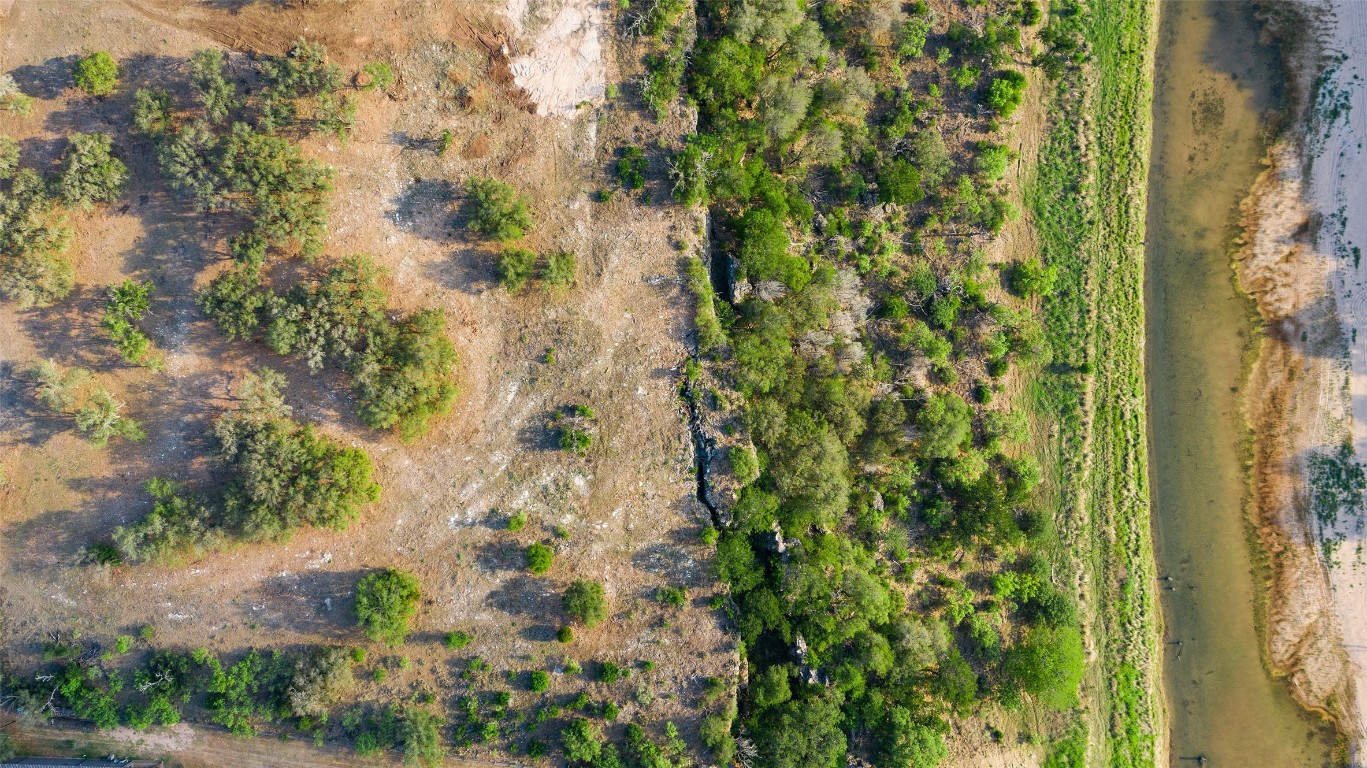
103;279;157;366
527;542;554;574
349;308;459;440
0;74;34;116
189;48;237;122
1011;259;1057;297
877;157;924;205
73;51;119;96
0;135;19;179
132;89;173;137
57;133;127;207
563;579;608;628
1003;625;1085;709
916;393;973;459
355;568;422;645
497;248;538;291
560;717;603;764
75;389;145;446
287;647;355;719
985;70;1028;117
466;177;533;241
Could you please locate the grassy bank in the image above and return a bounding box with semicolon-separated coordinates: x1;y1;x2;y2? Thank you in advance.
1027;0;1162;766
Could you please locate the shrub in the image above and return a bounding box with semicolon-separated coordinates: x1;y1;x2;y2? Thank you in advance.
103;279;157;366
1003;625;1085;709
76;389;145;446
466;177;533;241
557;626;574;643
355;568;422;645
985;70;1028;117
527;542;555;574
497;248;538;291
507;510;530;531
216;371;381;540
529;670;551;693
0;74;34;116
132;89;174;136
542;250;576;288
350;308;458;440
361;61;396;92
617;146;648;189
57;133;127;207
399;706;446;767
729;444;760;485
563;580;607;628
189;49;237;122
444;630;473;649
656;585;687;608
0;135;17;179
976;141;1011;181
73;51;119;96
288;647;356;719
560;717;604;764
876;157;923;205
1011;259;1057;297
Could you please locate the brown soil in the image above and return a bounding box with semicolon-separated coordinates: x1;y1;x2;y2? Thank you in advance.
0;0;732;760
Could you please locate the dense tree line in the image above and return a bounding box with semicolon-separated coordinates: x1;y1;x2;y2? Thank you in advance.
673;0;1082;766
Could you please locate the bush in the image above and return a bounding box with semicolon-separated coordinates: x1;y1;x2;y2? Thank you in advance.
1003;625;1085;709
507;510;529;531
361;61;396;92
557;626;574;643
729;444;760;485
985;70;1028;117
355;568;422;645
189;49;237;122
0;135;17;179
132;89;174;136
497;248;538;291
527;542;555;574
0;74;34;116
288;647;356;719
656;585;687;607
103;279;157;366
348;308;458;441
73;51;119;96
542;250;576;288
1011;259;1057;297
617;146;648;189
57;133;127;207
444;630;473;649
561;717;604;764
563;580;607;628
466;177;533;241
529;670;551;693
876;157;923;205
216;370;381;540
75;389;145;446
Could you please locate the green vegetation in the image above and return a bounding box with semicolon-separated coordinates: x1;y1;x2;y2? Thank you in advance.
73;51;119;96
57;133;126;208
0;74;34;116
466;177;533;241
26;360;143;447
102;279;160;367
112;370;381;562
562;580;607;629
354;568;422;645
1028;0;1161;765
0;152;76;307
444;630;473;650
527;542;555;574
361;61;395;92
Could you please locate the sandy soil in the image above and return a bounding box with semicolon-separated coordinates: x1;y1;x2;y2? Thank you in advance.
1243;0;1367;759
501;0;606;117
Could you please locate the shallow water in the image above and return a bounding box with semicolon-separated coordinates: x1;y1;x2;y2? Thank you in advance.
1145;1;1335;765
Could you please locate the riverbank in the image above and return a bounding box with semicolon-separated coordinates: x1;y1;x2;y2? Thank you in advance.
1028;0;1163;765
1241;0;1367;759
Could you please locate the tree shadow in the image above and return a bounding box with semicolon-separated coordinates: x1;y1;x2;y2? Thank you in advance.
387;178;458;244
485;574;559;620
473;540;525;574
7;55;78;101
237;567;370;638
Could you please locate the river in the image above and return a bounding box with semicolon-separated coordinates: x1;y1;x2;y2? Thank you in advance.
1144;1;1336;765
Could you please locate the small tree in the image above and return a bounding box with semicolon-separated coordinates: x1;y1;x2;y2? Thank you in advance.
497;248;537;291
287;647;355;719
0;135;19;179
189;49;237;123
355;568;422;645
542;250;576;289
466;177;533;241
75;389;145;446
132;89;174;137
561;717;604;764
563;580;607;628
985;70;1028;117
527;542;554;574
0;74;35;116
73;51;120;96
58;133;127;207
529;669;551;693
1010;259;1057;297
360;61;396;92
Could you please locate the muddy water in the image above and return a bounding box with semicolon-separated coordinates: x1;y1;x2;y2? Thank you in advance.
1145;2;1335;765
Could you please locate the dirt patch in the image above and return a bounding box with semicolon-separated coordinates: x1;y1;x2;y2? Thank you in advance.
502;0;607;117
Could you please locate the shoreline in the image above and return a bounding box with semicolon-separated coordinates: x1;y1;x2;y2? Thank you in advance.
1240;0;1367;760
